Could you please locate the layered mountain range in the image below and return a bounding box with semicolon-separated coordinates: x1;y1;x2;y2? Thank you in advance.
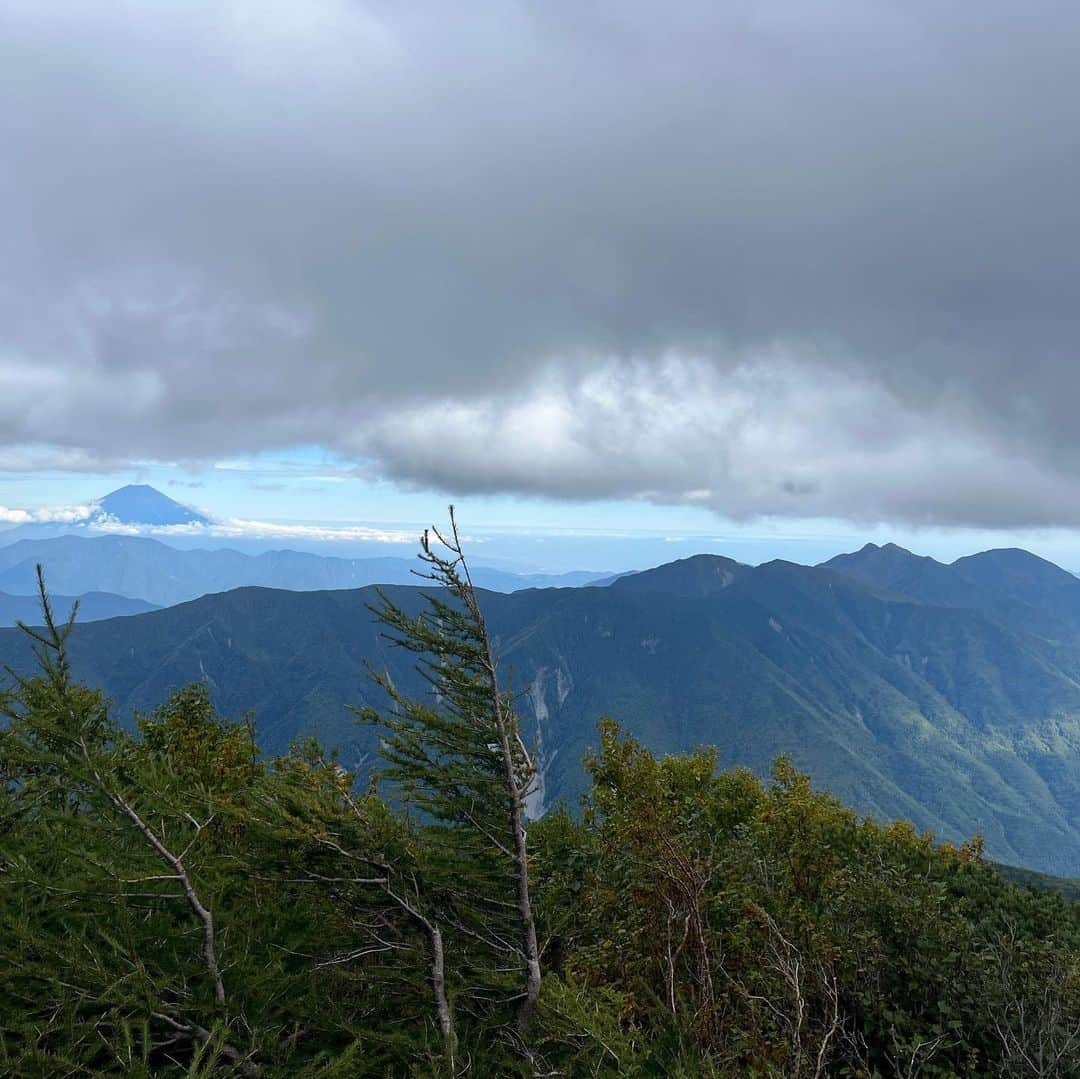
3;541;1080;874
0;534;606;609
0;486;608;616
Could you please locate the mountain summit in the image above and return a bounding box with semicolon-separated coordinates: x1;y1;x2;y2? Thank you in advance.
92;485;210;527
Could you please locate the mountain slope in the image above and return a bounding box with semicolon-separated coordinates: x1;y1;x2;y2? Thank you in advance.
824;543;990;607
3;555;1080;872
952;547;1080;630
823;542;1073;639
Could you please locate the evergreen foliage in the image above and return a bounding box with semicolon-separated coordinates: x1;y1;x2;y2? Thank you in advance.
2;546;1080;1076
356;511;542;1056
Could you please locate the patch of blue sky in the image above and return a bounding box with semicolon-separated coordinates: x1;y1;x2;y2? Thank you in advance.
3;445;1080;575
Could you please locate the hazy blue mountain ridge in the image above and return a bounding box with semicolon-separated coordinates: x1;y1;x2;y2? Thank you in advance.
0;487;616;590
0;533;611;605
0;589;158;627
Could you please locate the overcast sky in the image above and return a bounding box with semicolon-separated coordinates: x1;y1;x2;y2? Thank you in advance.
4;1;1080;565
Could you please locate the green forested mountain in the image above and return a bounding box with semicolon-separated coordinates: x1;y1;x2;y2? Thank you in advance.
953;547;1080;628
824;542;1080;635
4;548;1080;873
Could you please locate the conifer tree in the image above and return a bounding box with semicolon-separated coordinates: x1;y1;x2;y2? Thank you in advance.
359;508;543;1042
0;568;260;1075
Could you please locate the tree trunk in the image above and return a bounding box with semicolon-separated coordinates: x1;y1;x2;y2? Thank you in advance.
452;508;543;1034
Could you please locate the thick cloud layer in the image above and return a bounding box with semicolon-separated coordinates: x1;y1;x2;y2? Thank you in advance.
4;1;1080;525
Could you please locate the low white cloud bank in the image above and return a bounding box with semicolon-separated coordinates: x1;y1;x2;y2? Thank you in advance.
0;503;97;525
92;516;416;545
352;356;1078;530
0;503;416;544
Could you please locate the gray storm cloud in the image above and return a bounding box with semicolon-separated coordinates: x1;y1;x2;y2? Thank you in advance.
3;0;1080;525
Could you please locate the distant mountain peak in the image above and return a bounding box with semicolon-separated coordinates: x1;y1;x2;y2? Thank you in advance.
612;552;746;596
877;541;920;557
93;485;211;527
829;541;924;568
849;541;916;558
955;546;1061;570
951;547;1080;622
